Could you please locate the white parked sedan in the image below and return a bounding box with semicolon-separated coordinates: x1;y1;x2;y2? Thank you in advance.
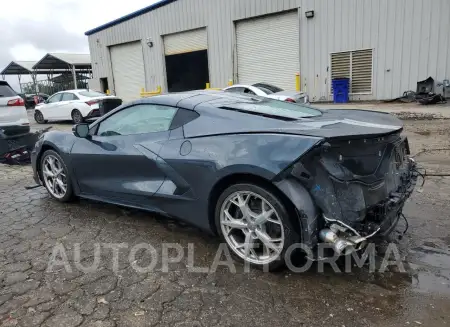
34;90;122;124
224;83;309;104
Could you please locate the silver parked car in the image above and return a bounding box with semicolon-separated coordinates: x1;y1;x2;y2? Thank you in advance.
0;81;30;137
224;82;309;104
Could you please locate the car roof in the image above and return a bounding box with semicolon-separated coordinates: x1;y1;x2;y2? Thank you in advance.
53;89;90;94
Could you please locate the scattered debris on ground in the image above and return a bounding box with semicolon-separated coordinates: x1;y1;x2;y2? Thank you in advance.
392;112;447;121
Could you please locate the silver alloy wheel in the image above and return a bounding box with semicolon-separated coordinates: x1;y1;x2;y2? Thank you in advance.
220;190;285;265
42;155;67;199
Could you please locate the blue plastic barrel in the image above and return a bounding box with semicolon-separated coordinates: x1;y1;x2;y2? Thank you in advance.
332;78;350;103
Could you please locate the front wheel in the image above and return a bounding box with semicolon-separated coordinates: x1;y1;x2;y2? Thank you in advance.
215;183;299;270
71;109;84;124
40;150;74;202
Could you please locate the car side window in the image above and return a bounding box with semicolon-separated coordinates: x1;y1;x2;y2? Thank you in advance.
243;88;256;95
47;93;62;103
225;87;245;93
96;104;178;137
61;93;78;101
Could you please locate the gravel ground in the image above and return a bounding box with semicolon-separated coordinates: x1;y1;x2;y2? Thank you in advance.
0;114;449;326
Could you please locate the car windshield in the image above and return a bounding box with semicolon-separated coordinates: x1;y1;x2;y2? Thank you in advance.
79;91;106;97
253;83;284;94
223;98;321;119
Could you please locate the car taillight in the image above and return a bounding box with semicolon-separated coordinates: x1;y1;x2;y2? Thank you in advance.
7;98;25;107
285;98;296;103
86;100;98;106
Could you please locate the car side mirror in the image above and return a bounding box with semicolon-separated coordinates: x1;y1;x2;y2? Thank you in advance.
73;123;90;138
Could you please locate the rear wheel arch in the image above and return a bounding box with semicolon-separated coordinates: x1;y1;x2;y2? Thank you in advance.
207;173;302;237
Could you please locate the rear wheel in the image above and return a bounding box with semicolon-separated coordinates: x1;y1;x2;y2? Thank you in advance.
34;110;46;124
40;150;73;202
215;183;299;270
71;109;84;124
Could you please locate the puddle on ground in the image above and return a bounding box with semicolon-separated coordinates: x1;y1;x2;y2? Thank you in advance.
408;245;450;295
411;270;450;295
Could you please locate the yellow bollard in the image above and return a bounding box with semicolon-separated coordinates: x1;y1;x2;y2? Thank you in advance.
140;86;162;98
106;89;110;95
295;73;301;92
228;79;233;86
206;83;210;89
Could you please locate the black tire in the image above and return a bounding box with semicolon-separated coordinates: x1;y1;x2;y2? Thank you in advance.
40;150;74;202
71;109;84;124
215;183;300;271
34;110;46;124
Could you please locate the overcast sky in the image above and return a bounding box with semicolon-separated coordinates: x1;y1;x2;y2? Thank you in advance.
1;0;157;91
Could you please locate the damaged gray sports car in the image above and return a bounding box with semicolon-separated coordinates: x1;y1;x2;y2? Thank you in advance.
31;91;417;269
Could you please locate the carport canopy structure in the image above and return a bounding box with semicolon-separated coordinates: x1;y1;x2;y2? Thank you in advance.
0;61;39;92
1;54;92;93
32;53;92;89
1;61;36;76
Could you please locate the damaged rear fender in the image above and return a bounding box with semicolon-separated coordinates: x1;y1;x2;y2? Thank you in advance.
274;178;320;247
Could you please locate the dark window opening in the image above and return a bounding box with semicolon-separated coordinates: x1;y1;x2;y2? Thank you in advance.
165;50;209;92
100;78;109;93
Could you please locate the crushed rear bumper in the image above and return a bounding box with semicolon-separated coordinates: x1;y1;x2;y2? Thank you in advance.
283;133;418;248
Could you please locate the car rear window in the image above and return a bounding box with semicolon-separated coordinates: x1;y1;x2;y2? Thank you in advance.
0;83;17;97
79;91;105;97
222;98;322;119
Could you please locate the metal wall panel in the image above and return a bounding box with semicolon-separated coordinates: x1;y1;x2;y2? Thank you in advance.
110;41;145;102
235;11;299;90
88;0;450;101
164;28;207;55
298;0;450;101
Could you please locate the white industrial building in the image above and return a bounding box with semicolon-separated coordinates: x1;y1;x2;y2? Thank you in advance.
85;0;450;102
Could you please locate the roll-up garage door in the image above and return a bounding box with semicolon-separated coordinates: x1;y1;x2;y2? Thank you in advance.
236;11;299;90
164;28;207;55
110;41;145;102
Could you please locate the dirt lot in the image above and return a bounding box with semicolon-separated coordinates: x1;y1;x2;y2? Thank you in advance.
0;113;450;326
